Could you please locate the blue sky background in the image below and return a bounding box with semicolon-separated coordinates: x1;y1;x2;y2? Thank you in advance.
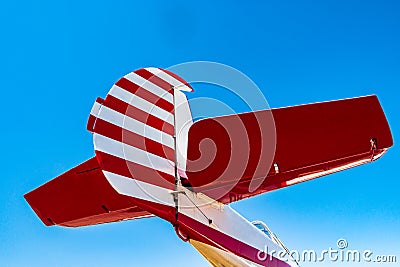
0;1;399;266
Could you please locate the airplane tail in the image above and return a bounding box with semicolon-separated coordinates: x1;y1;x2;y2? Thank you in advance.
25;67;392;267
25;67;194;227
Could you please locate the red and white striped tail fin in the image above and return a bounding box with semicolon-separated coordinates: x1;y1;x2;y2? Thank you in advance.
88;68;193;210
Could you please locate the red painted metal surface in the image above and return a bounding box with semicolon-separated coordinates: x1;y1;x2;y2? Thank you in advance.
186;95;393;203
24;157;154;227
25;95;393;229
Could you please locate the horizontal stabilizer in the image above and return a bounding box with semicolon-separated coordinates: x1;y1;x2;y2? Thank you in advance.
186;95;393;203
24;157;153;227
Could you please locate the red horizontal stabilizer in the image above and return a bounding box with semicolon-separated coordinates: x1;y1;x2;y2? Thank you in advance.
186;95;393;203
24;157;153;227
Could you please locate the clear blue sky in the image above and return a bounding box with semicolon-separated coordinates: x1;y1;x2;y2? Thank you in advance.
0;1;399;266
